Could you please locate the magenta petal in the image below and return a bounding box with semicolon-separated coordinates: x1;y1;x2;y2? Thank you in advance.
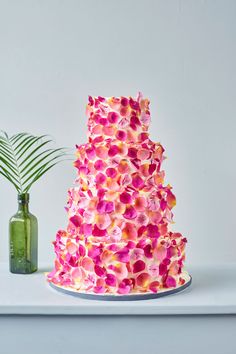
85;146;96;159
79;244;86;257
123;206;137;220
120;192;132;204
144;244;153;258
83;223;92;236
108;111;119;123
70;215;82;227
92;225;107;237
165;275;176;288
115;248;130;263
106;167;117;178
118;281;131;294
94;286;105;294
108;145;119;157
95;173;106;184
160;199;167;211
116;130;127;141
128;147;137;159
105;201;114;213
94;265;106;277
149;163;156;175
147;224;160;238
159;263;167;276
105;273;117;287
97;200;106;213
132;174;144;189
94;159;106;170
133;260;146;273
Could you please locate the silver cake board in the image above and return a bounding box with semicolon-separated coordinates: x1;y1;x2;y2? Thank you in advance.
49;274;192;301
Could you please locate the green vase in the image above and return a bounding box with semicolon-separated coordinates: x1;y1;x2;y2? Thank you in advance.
9;193;38;274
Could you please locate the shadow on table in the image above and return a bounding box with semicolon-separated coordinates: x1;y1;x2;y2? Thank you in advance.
37;266;52;274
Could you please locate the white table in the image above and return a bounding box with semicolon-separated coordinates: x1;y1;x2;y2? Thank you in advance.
1;263;236;354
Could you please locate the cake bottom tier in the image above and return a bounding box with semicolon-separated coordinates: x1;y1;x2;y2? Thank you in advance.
48;270;191;300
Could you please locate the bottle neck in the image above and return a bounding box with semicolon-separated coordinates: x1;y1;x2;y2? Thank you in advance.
18;202;29;213
17;193;30;213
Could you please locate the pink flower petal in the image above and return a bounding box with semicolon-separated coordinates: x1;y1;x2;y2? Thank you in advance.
103;125;116;136
136;213;149;225
82;223;92;236
148;197;160;211
66;242;78;255
143;244;153;258
159;263;167;276
111;259;129;274
132;174;144;189
154;246;167;262
149;163;156;175
128;147;137;159
134;196;147;211
123;222;138;240
79;244;86;257
137;149;150;160
85;146;96;160
116;130;127;141
105;274;117;287
97;200;106;213
110;226;122;241
118;160;130;174
118;281;131;294
149;281;160;293
94;159;106;170
108;145;119;157
147;224;160;238
133;260;146;273
95;172;106;184
131;248;144;260
108;111;119;123
93;285;106;294
95;146;108;159
136;273;150;287
115;248;130;263
88;245;101;259
123;205;137;220
82;257;94;271
167;190;176;209
92;225;107;237
106;167;117;178
94;265;106;277
165;275;177;288
120;192;132;204
70;215;82;227
83;210;94;223
96;214;111;230
105;201;114;213
121;97;129;106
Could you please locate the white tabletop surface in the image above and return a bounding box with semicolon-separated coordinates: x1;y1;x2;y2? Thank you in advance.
0;263;236;315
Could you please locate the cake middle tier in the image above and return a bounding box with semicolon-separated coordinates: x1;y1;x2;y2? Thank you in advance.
66;138;177;243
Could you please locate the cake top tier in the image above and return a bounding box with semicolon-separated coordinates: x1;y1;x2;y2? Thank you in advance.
86;92;151;143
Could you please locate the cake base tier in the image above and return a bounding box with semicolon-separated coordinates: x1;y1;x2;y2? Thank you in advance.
48;272;192;301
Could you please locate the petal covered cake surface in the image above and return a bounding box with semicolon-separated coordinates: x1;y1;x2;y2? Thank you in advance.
47;93;188;295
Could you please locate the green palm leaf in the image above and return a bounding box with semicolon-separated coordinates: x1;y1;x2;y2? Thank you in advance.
0;131;70;193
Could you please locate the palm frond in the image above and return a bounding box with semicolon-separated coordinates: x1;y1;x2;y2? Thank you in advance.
0;131;70;193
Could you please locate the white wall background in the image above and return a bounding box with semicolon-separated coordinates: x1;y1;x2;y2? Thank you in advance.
0;0;235;267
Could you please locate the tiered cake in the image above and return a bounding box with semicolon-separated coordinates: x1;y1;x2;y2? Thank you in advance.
47;93;190;296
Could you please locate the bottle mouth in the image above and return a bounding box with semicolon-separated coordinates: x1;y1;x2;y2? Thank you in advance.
18;193;30;203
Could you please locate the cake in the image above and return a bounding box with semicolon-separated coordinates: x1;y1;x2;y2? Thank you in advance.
47;93;189;296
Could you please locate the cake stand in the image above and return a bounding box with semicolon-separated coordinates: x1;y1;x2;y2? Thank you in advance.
49;271;192;301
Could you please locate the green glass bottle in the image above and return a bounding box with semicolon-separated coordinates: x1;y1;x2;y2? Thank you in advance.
9;193;38;274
